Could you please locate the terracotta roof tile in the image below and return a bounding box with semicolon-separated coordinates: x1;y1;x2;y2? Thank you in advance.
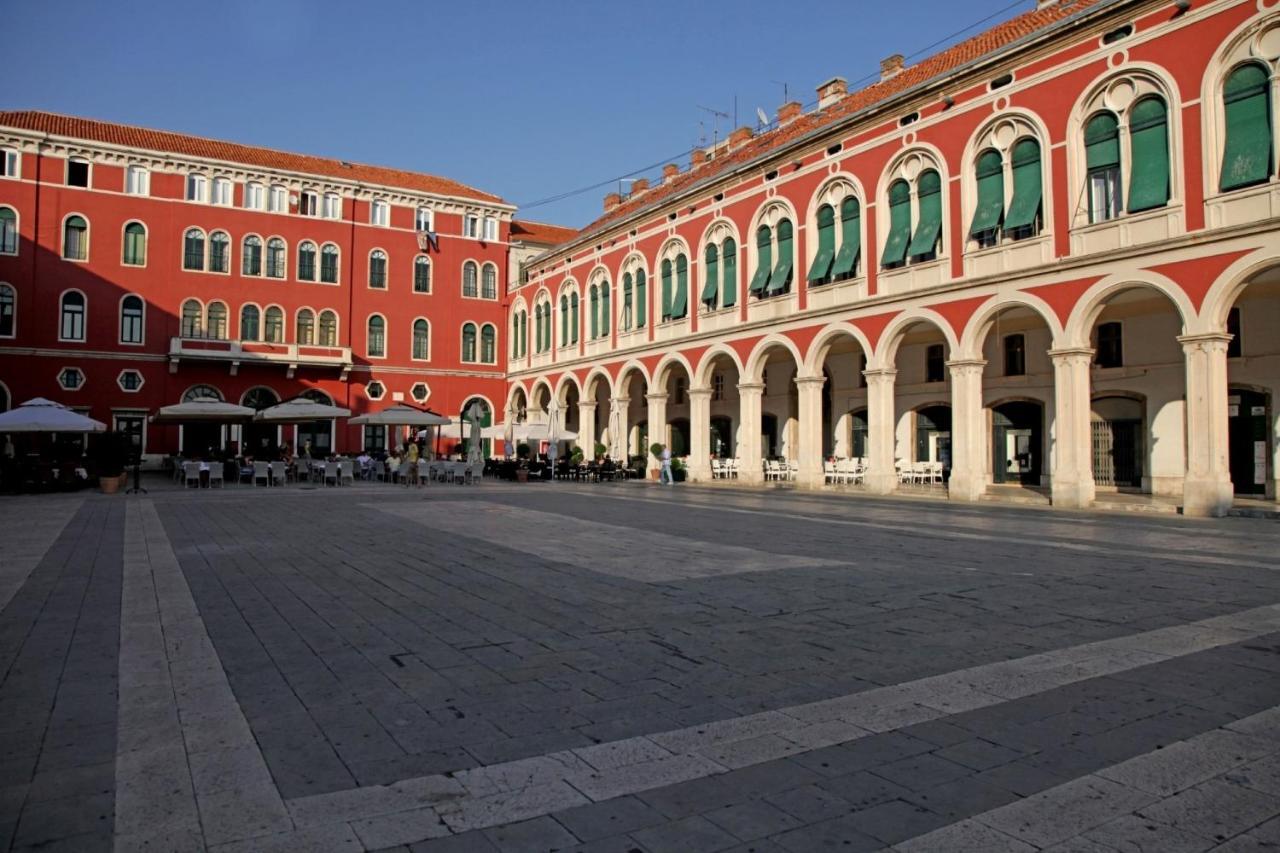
574;0;1107;240
510;219;578;246
0;110;507;205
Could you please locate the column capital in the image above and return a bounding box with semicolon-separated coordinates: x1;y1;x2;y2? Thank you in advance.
645;392;669;404
793;376;826;388
945;358;987;375
577;401;598;411
1177;332;1233;353
863;368;897;386
610;397;630;407
1047;347;1095;364
737;382;764;394
687;387;713;400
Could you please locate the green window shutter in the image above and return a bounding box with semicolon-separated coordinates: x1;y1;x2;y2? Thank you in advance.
701;244;719;306
969;149;1004;236
622;273;633;327
807;205;836;283
1127;97;1170;212
1085;111;1120;169
560;297;568;346
830;197;861;278
571;294;579;343
748;226;772;295
1004;138;1043;231
661;259;673;319
1220;63;1273;192
906;170;942;258
601;283;610;335
589;287;598;339
882;181;912;267
766;219;793;294
672;254;689;317
721;238;737;307
635;271;646;327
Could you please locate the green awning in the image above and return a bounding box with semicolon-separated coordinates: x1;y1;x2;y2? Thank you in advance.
907;171;942;258
701;245;719;305
1127;97;1169;213
807;205;836;283
1085;111;1120;169
882;181;912;267
1004;139;1042;231
969;149;1004;236
670;255;688;318
1220;63;1273;192
601;284;610;335
635;270;646;326
661;259;673;318
749;227;772;295
766;221;793;294
830;197;860;278
721;239;737;308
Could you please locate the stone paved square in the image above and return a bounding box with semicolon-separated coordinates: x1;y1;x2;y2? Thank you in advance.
2;481;1280;851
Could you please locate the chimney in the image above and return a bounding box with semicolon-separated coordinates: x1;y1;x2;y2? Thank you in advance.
630;177;649;194
777;101;803;124
603;192;621;212
728;125;754;148
880;54;905;81
690;148;708;168
662;163;680;184
816;77;848;109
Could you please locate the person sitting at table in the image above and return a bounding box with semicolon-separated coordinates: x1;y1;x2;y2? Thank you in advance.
387;448;401;483
356;450;372;480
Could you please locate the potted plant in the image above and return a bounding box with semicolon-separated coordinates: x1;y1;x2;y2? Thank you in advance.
515;443;531;482
649;442;665;480
594;441;608;461
671;457;687;483
570;447;585;466
93;431;128;494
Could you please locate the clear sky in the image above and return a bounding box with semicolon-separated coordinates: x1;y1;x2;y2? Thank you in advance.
5;0;1031;229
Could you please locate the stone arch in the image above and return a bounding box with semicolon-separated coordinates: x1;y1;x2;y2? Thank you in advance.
958;292;1063;358
696;217;741;262
583;366;614;400
615;359;651;391
694;343;745;388
744;333;804;383
873;308;961;368
1199;249;1280;331
554;371;582;404
652;351;695;390
960;109;1055;241
802;321;876;378
1063;272;1195;346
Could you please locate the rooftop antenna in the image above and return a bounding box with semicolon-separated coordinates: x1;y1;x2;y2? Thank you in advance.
696;104;730;151
617;177;639;197
771;80;791;104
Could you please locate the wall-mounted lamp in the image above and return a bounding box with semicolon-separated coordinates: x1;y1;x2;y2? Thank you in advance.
1173;0;1191;11
941;95;955;109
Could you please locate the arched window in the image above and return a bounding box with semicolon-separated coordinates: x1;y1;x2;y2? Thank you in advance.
1220;63;1273;192
621;274;633;330
535;304;545;353
520;310;529;356
883;180;912;268
702;242;721;308
721;238;738;305
766;220;792;295
181;299;202;338
601;279;611;337
209;231;229;273
242;235;263;275
240;305;260;341
121;221;146;266
1085;111;1122;222
748;226;772;296
318;310;337;346
183;228;205;271
635;269;647;327
462;322;477;362
412;319;430;360
559;294;569;345
367;315;385;357
263;306;284;343
120;295;144;344
1127;96;1169;213
183;384;222;402
60;291;86;340
512;312;522;357
0;207;16;255
482;264;497;299
63;215;88;261
833;199;860;280
207;301;228;339
462;261;478;297
970;149;1005;248
414;256;431;293
673;254;689;316
480;324;496;363
0;283;14;337
907;170;942;261
1005;138;1043;241
369;249;387;288
661;259;674;319
589;285;599;339
266;238;286;278
297;309;315;345
320;243;339;283
808;205;835;286
570;292;579;343
297;241;317;282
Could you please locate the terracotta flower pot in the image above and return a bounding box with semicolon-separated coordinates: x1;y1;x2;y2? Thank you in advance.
100;475;121;494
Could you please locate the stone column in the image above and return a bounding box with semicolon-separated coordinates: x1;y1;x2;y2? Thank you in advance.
1179;333;1234;517
795;376;826;489
864;368;898;494
687;387;713;482
1048;347;1096;509
611;396;630;460
645;392;668;478
577;401;597;458
947;359;987;501
737;382;764;484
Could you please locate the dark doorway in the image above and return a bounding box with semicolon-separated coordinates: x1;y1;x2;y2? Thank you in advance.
1229;389;1268;496
992;401;1042;485
710;416;732;458
915;406;951;469
241;387;280;457
761;413;778;458
850;410;868;458
1091;396;1144;489
669;418;690;456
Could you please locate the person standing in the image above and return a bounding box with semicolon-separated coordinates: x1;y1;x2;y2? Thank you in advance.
660;445;673;486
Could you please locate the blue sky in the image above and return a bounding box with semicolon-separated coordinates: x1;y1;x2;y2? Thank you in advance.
5;0;1030;228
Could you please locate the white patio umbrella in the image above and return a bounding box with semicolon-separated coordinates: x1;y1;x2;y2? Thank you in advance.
149;398;253;424
545;394;561;463
0;398;107;433
348;404;451;427
479;422;577;442
253;397;351;423
608;404;624;460
503;410;516;459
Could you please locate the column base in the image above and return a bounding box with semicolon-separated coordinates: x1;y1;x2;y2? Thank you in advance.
687;464;712;483
797;469;824;489
739;467;764;485
864;471;897;495
1181;475;1233;518
1051;477;1096;510
947;470;985;502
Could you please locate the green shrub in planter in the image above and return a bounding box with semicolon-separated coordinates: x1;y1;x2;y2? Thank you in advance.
516;443;531;460
671;457;687;482
594;441;607;460
649;442;665;460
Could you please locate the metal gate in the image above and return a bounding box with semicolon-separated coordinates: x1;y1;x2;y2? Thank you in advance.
1092;419;1142;488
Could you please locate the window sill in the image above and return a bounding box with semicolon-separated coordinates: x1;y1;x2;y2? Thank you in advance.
1070;204;1182;256
878;258;947;296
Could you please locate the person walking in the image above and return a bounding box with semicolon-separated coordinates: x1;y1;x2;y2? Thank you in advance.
660;445;673;486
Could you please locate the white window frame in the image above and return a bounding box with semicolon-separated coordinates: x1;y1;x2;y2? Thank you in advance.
464;213;479;238
211;177;233;206
0;148;19;179
299;190;319;217
118;294;145;346
186;173;208;202
66;157;91;188
415;207;433;231
410;382;430;402
371;199;390;227
0;282;17;339
323;193;341;219
245;182;265;210
268;185;287;213
125;165;150;196
483;216;498;241
57;366;85;392
365;380;386;401
116;372;146;394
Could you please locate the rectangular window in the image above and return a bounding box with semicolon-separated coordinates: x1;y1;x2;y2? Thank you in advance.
186;174;206;201
0;149;17;178
1004;334;1026;377
62;305;85;341
1095;322;1123;368
1088;167;1121;223
416;208;432;231
464;214;479;238
67;159;89;188
363;425;386;452
268;186;286;212
712;373;724;401
121;302;143;344
925;344;945;382
211;178;232;206
1227;308;1242;358
113;414;146;458
323;194;341;219
125;166;149;196
483;217;498;241
299;191;318;216
371;200;389;226
245;183;264;210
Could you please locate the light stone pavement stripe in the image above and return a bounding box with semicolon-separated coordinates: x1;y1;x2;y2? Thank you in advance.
277;601;1280;848
114;500;363;852
573;487;1280;572
0;496;82;613
888;705;1280;852
370;500;844;581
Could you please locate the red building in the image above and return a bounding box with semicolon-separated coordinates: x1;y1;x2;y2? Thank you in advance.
0;111;517;460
